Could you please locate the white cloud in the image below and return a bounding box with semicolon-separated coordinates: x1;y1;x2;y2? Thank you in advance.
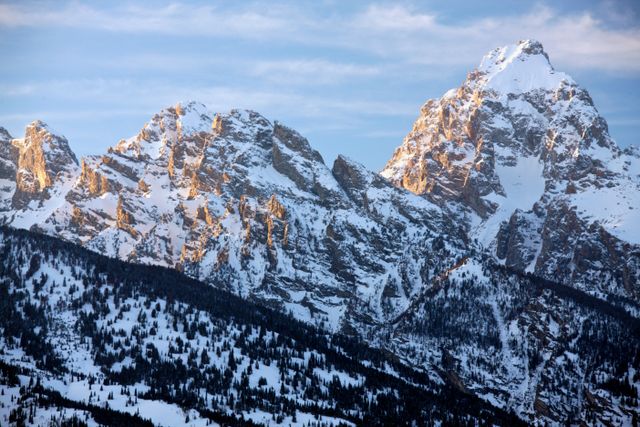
353;5;437;31
340;4;640;73
1;2;638;73
0;2;289;38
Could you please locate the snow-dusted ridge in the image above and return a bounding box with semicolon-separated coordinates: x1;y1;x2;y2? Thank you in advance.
0;101;465;336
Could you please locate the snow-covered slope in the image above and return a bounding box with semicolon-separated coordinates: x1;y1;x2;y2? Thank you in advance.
381;254;640;424
2;227;523;426
382;39;640;302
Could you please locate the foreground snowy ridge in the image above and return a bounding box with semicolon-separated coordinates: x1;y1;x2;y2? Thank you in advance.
0;226;525;426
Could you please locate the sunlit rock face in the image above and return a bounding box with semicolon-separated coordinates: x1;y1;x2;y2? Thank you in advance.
0;121;79;213
382;39;640;301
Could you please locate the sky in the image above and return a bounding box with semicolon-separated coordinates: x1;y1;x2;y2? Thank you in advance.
1;0;639;171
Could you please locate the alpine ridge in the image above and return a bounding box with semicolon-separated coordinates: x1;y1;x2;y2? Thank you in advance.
0;102;466;334
1;40;639;426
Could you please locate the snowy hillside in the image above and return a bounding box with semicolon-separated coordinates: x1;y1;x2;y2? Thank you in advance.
0;227;524;426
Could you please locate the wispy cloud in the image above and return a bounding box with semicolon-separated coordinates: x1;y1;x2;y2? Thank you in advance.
342;4;640;73
0;79;134;98
353;5;438;31
248;60;381;84
1;2;639;72
1;78;416;121
0;108;152;123
0;2;290;38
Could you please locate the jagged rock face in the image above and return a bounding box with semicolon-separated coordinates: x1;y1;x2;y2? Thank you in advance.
0;102;466;334
0;121;79;214
382;39;640;301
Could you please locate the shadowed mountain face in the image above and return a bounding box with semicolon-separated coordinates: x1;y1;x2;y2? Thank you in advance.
1;40;639;425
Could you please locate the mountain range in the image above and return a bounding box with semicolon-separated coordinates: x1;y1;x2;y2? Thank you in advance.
1;40;639;426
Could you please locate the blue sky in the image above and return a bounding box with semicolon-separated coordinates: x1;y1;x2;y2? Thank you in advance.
1;0;639;170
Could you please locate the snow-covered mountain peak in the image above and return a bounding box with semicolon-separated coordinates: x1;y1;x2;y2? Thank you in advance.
479;39;548;71
171;102;273;139
382;39;618;196
174;99;208;113
113;102;214;159
217;109;274;139
14;120;78;173
382;40;640;303
111;103;285;163
476;39;573;95
26;118;50;129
